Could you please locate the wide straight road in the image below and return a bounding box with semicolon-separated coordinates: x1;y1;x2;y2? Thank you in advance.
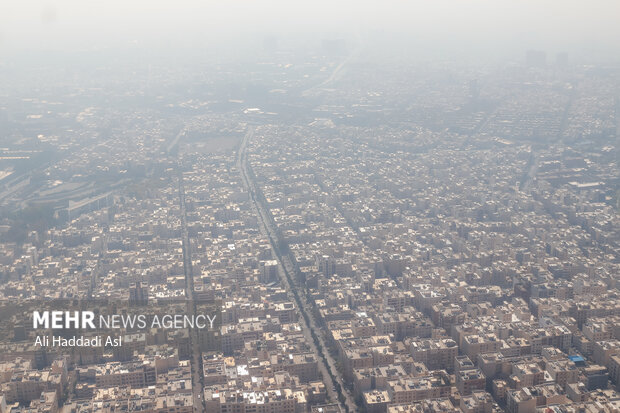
237;127;357;413
177;163;206;413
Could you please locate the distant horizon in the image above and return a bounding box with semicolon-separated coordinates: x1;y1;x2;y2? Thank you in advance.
0;3;618;413
1;1;620;63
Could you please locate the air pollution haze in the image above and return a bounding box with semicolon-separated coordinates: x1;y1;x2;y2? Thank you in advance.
0;1;619;413
1;0;620;60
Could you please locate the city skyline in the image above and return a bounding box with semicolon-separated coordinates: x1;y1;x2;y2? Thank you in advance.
0;2;619;413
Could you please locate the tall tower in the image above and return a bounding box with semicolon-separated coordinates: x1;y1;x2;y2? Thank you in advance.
526;50;547;67
129;281;148;305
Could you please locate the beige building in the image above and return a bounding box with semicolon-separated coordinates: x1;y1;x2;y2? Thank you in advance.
205;389;301;413
410;338;458;371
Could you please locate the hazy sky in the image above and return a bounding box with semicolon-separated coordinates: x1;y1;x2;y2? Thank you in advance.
1;0;619;60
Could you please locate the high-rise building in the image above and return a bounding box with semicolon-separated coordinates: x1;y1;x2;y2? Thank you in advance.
259;260;279;284
526;50;547;67
556;52;569;67
129;282;148;305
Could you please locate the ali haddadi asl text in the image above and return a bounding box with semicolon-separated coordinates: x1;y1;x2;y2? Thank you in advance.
34;335;121;347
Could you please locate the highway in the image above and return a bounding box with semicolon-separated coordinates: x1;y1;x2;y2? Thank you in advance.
237;127;357;413
301;43;363;98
